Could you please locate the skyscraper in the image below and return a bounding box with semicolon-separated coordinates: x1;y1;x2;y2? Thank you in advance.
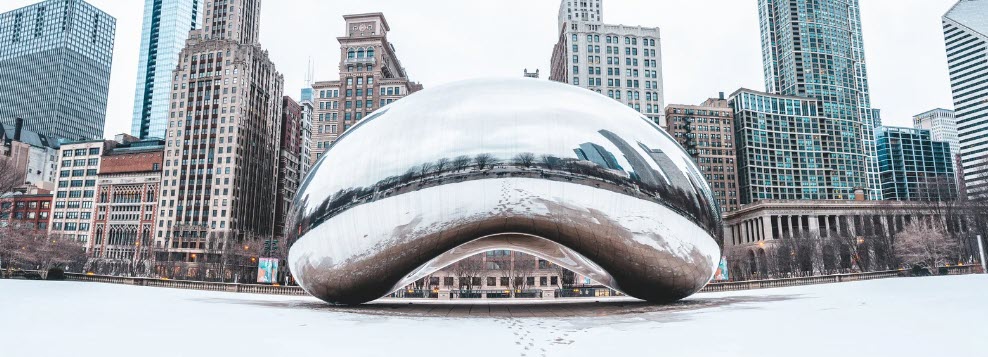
156;0;284;267
309;13;422;162
549;0;665;126
0;0;115;141
943;0;988;198
913;109;960;161
755;0;881;200
131;0;202;139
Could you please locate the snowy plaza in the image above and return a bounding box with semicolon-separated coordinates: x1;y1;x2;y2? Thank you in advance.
1;275;985;357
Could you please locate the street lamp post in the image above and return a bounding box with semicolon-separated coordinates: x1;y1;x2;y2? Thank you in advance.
978;235;987;274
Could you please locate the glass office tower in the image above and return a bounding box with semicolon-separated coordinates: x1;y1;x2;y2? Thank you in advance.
756;0;882;200
131;0;201;139
876;126;956;201
0;0;116;141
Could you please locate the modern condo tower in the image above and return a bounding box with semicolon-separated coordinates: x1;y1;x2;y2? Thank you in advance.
549;0;665;126
943;0;988;198
756;0;881;200
157;0;284;268
131;0;202;139
0;0;115;141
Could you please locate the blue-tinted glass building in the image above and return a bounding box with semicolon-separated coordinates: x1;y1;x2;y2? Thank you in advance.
131;0;201;139
876;126;957;201
0;0;115;141
757;0;882;200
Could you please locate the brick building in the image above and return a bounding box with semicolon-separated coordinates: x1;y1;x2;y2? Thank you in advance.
664;95;739;213
0;187;52;230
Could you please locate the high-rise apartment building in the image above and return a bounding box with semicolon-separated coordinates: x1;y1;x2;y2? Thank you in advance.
943;0;988;198
664;95;739;213
549;0;665;126
913;108;960;160
757;0;882;200
275;97;308;242
131;0;202;139
730;89;829;204
0;0;116;141
310;13;422;162
875;126;956;201
156;0;284;267
89;139;164;270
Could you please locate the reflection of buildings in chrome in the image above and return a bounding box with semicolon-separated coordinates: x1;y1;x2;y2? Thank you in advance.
400;250;573;297
574;143;623;171
597;130;662;188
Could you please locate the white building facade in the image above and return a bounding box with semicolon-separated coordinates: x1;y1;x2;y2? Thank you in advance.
549;0;665;127
913;108;960;160
943;0;988;198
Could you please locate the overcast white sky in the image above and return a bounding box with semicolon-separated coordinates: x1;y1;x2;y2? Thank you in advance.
1;0;960;138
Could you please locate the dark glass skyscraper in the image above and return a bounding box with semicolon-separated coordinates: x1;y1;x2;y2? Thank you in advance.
0;0;115;141
131;0;201;139
757;0;881;200
876;126;956;201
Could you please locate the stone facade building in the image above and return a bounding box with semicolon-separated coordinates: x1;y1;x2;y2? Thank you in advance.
2;118;58;191
309;13;422;162
89;139;164;271
49;139;119;244
549;0;665;126
664;95;739;213
156;0;284;273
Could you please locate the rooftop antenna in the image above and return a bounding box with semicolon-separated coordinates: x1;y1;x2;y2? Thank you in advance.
305;57;314;87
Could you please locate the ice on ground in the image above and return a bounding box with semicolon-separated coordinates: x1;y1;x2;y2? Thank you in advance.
1;276;986;357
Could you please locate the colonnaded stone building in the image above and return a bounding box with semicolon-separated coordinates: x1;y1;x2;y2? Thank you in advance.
157;0;284;277
309;13;422;162
664;95;739;212
549;0;665;126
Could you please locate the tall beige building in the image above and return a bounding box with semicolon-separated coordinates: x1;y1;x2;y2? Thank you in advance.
665;95;739;213
550;0;665;126
310;13;421;162
156;0;284;271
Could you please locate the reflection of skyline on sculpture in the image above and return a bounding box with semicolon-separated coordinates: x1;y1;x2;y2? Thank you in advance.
288;79;721;305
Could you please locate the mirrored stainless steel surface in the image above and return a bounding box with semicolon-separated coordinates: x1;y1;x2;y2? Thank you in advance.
288;78;723;305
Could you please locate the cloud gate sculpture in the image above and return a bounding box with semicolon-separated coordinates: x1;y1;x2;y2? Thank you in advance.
288;78;723;305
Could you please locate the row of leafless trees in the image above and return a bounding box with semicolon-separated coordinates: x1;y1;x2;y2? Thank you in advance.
0;225;86;274
414;253;570;295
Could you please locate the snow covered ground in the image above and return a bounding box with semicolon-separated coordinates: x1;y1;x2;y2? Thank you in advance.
1;275;986;357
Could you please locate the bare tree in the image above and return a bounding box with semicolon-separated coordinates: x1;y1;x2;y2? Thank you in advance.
450;257;485;292
0;158;23;194
419;162;435;178
451;155;471;172
895;221;959;274
473;153;496;170
514;152;536;168
433;157;450;175
540;155;563;171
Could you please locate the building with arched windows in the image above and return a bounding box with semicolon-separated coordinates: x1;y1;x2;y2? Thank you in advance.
87;138;164;274
309;13;422;163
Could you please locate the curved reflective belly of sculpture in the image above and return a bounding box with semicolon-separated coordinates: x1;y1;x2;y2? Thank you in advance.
288;79;723;305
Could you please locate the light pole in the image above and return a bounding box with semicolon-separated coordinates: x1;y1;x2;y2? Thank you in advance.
978;235;987;274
